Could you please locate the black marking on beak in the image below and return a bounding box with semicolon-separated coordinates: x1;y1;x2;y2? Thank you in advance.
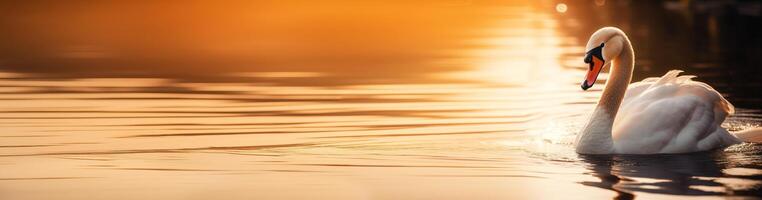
581;81;592;90
584;43;605;64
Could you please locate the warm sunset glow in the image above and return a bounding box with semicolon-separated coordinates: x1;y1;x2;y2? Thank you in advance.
0;1;761;200
594;0;607;6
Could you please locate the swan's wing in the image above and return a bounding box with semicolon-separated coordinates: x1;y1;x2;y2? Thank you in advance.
613;89;702;153
612;71;738;153
620;72;671;107
622;70;733;115
621;81;653;105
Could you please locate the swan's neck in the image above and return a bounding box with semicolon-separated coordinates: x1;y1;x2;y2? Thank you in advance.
598;41;633;117
576;37;634;154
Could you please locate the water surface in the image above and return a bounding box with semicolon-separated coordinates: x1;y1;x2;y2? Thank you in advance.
0;1;761;199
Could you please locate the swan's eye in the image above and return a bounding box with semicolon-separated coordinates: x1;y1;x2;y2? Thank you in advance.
584;42;605;66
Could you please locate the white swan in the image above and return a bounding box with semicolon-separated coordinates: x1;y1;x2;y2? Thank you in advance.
575;27;762;154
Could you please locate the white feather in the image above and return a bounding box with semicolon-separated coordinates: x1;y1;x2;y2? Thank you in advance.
612;70;740;153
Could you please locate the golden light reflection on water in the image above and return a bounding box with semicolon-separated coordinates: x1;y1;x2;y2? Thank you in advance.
1;1;762;200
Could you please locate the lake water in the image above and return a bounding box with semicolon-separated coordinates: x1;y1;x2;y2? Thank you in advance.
0;1;761;199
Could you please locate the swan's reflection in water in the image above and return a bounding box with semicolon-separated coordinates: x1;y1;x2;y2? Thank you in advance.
579;149;762;199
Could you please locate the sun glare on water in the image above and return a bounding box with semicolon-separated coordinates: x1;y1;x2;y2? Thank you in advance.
556;3;568;13
440;10;571;87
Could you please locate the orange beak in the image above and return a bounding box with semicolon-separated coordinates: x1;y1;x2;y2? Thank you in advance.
581;43;605;90
582;56;604;90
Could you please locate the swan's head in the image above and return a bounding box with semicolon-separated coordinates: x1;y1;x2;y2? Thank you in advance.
581;27;626;90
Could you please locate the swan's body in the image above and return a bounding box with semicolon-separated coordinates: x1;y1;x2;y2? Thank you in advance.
612;70;740;153
575;27;762;154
